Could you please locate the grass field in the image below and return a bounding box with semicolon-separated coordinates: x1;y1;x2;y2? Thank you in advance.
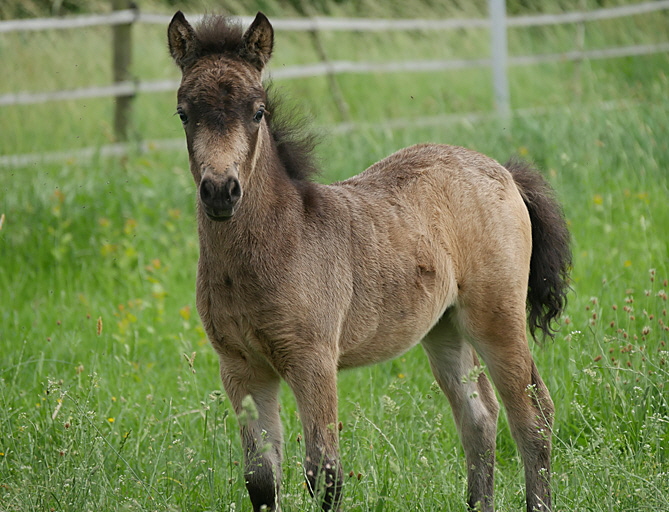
1;2;669;511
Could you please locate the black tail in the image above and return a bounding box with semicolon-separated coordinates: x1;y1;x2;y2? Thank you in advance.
506;158;572;341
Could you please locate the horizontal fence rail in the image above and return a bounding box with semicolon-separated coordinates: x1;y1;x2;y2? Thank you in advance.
2;41;668;107
1;0;668;165
0;98;656;169
1;0;667;108
2;1;668;107
3;0;669;33
0;9;136;33
505;0;669;27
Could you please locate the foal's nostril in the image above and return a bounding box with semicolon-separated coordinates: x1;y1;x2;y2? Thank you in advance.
200;177;215;205
226;177;242;203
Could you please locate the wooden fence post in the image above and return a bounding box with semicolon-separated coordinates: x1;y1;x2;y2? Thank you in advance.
112;0;137;141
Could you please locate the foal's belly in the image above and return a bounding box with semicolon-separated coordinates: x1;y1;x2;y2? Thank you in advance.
336;296;447;370
337;330;427;370
335;250;457;370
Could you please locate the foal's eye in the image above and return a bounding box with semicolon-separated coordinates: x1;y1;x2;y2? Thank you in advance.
176;107;188;125
253;107;265;123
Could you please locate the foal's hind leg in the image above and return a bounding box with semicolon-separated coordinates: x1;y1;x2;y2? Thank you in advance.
218;353;283;512
461;301;554;512
422;312;500;512
484;351;553;512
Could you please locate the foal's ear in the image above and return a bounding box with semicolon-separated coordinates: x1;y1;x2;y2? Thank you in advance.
241;12;274;71
168;11;199;71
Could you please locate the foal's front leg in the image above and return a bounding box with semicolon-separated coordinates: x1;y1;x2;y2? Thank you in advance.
218;353;283;512
284;360;343;511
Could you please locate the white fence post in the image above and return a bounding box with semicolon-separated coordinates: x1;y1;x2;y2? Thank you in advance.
489;0;510;117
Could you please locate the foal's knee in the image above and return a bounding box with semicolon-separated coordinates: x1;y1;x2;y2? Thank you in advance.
305;456;343;511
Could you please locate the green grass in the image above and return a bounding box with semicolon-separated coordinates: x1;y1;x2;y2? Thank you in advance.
2;2;669;511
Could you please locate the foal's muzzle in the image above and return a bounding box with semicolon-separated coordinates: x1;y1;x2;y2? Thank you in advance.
199;171;242;221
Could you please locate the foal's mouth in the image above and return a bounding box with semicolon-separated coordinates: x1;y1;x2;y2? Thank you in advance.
202;207;236;222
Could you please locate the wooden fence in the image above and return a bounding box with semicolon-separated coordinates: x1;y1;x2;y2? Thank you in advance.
1;0;668;165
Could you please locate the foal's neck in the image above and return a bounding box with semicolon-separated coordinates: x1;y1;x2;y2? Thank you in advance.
197;133;302;261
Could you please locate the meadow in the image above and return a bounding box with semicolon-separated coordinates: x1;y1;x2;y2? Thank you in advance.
1;1;668;510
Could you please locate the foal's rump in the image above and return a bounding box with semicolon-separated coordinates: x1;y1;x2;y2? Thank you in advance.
334;143;534;368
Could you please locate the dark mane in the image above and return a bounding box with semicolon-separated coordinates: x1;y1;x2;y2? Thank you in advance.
265;87;321;182
194;15;245;59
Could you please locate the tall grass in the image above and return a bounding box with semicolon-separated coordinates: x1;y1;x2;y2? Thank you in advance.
1;2;668;511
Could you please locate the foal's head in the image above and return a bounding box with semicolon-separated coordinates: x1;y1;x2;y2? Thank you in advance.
168;12;274;220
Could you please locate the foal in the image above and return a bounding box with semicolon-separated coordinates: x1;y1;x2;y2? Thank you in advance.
168;11;571;512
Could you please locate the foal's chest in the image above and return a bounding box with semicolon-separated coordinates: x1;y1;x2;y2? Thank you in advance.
195;265;284;361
